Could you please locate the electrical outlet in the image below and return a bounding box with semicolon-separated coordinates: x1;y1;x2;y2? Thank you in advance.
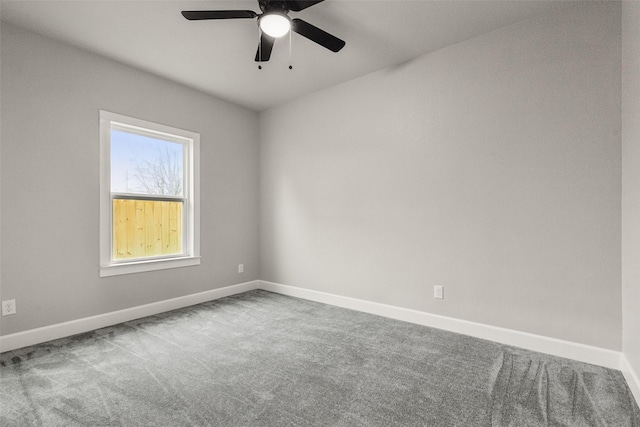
238;264;244;273
433;286;444;299
2;299;16;316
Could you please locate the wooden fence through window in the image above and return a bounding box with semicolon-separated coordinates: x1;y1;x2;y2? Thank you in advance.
112;199;182;260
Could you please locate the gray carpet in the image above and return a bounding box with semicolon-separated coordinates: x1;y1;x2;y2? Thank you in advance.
0;290;638;426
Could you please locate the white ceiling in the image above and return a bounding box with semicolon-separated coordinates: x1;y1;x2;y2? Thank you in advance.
1;0;575;111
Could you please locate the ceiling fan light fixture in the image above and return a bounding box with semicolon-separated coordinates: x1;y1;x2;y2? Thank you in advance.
259;13;291;38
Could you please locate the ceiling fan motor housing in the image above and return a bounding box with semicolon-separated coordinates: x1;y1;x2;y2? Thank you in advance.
259;0;291;15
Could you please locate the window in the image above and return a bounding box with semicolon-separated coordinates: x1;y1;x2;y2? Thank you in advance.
100;111;200;277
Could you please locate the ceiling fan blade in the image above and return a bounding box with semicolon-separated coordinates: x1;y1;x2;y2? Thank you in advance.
291;18;345;52
286;0;325;12
181;10;258;20
255;33;276;62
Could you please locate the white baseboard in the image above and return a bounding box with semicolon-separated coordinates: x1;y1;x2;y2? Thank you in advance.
621;354;640;407
258;280;622;370
0;280;259;353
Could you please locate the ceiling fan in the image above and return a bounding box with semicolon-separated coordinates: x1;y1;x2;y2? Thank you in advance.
181;0;346;63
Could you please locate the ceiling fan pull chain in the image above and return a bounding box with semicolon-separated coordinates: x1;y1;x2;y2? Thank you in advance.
288;29;293;70
258;28;263;70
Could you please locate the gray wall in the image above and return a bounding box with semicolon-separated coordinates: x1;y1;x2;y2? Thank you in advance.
622;1;640;377
0;23;260;335
259;2;622;350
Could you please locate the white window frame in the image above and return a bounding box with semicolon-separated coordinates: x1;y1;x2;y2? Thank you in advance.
100;111;200;277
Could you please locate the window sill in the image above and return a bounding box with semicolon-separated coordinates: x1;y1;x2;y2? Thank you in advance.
100;256;201;277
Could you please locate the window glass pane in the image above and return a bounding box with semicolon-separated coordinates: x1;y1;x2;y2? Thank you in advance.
111;129;184;196
112;199;183;260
